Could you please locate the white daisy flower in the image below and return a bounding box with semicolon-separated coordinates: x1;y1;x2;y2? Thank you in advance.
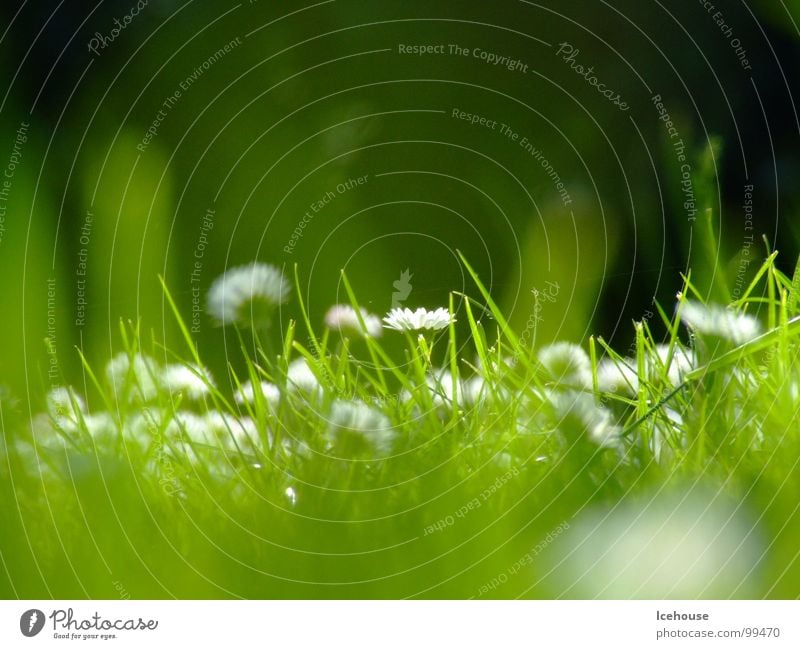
398;386;415;406
124;407;166;452
403;370;493;413
83;411;118;444
324;304;382;338
158;411;220;471
462;375;488;407
551;492;761;598
12;439;59;480
652;407;684;462
426;369;460;409
204;410;260;450
166;410;211;445
161;363;214;400
651;344;695;385
327;399;395;456
538;342;592;388
105;352;160;402
235;380;281;408
46;386;86;426
515;396;551;436
207;262;290;327
382;307;454;332
286;357;322;395
680;300;761;345
550;391;620;447
596;357;639;395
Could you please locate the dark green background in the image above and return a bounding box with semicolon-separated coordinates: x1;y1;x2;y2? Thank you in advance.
0;0;798;417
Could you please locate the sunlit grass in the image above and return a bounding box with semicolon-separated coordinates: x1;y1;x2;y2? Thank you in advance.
2;250;800;598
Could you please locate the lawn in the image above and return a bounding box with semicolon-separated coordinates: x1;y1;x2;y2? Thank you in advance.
2;247;799;599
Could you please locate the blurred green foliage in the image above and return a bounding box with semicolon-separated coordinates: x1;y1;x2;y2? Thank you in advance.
0;1;796;409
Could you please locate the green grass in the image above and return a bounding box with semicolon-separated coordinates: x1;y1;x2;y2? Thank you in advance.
2;250;800;599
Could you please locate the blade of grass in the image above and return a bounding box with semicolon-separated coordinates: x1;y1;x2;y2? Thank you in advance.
339;268;389;395
729;250;778;308
457;251;520;348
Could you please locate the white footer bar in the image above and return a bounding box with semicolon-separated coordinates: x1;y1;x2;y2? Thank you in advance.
1;600;796;648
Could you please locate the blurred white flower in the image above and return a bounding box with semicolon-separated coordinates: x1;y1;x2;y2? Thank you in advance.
680;301;761;345
324;304;382;338
284;485;298;507
46;386;85;427
538;342;592;388
124;407;166;452
166;410;211;445
477;353;518;378
462;375;488;407
327;399;395;456
382;307;453;332
550;391;619;447
204;410;260;450
12;439;59;480
162;363;214;400
286;357;322;395
105;352;160;402
235;380;281;408
207;262;290;327
652;407;684;462
597;344;695;395
406;371;495;413
547;490;762;598
83;411;118;442
168;409;262;460
651;344;695;385
596;357;639;395
426;369;460;409
42;388;101;442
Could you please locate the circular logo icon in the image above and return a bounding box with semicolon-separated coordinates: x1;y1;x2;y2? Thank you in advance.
20;609;45;637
